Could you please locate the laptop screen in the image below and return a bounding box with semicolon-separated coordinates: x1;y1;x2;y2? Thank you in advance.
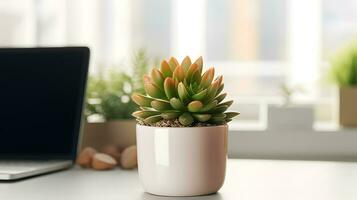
0;47;89;160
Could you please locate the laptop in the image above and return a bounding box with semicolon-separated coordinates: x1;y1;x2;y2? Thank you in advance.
0;47;90;180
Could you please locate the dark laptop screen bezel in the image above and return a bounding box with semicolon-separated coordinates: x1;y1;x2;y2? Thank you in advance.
0;47;90;161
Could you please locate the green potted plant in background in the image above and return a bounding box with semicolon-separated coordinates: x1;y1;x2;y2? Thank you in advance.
131;56;239;196
329;43;357;127
80;50;152;151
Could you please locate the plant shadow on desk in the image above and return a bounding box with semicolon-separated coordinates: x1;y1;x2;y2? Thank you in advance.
141;192;223;200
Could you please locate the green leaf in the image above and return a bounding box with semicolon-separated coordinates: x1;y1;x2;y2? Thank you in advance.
212;113;226;118
131;93;153;107
225;112;240;119
173;65;185;82
143;75;151;85
217;83;224;95
179;113;194;126
214;93;227;103
170;98;186;111
205;80;220;102
181;56;192;72
144;83;165;98
178;82;190;103
164;77;176;99
186;63;199;83
187;101;203;112
200;100;218;112
161;112;181;120
144;115;163;124
132;110;160;119
218;100;234;107
191;69;202;84
140;107;156;111
193;56;203;74
151;100;172;111
209;113;227;124
168;57;179;71
209;117;226;124
213;105;228;113
192;114;211;122
192;89;207;101
160;60;172;78
151;68;164;90
200;67;215;88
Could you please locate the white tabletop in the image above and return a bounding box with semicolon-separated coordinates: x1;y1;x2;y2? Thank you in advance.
1;159;357;200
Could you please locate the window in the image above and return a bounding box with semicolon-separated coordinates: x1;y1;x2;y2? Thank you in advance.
1;0;356;159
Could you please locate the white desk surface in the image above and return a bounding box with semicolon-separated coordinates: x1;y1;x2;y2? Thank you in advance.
1;159;357;200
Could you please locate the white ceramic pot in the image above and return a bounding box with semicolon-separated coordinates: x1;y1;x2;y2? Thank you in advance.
136;124;228;196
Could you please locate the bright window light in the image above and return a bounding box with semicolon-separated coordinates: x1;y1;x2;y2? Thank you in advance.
171;0;206;60
288;0;322;101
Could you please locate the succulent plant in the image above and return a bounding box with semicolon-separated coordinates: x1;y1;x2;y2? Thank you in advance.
131;56;239;126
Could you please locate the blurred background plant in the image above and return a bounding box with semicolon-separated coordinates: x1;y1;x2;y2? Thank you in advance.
280;84;305;107
329;43;357;87
85;49;153;122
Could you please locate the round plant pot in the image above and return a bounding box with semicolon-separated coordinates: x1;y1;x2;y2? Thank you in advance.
136;124;228;196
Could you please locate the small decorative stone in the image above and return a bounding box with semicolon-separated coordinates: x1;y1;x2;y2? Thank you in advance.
76;147;97;168
120;145;137;169
92;153;117;170
102;145;121;163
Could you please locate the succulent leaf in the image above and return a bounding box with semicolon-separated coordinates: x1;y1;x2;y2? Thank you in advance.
151;99;172;111
186;63;199;83
181;56;192;72
169;98;186;111
179;113;194;126
173;65;185;82
218;100;234;107
144;115;163;124
132;110;160;119
209;113;227;124
131;93;153;107
225;112;240;119
214;93;227;103
217;83;224;95
200;100;218;112
215;75;223;86
192;114;211;122
168;57;179;71
131;56;239;126
151;68;164;90
194;56;203;74
187;101;203;112
192;89;207;101
140;107;157;111
204;80;220;102
164;77;176;99
209;117;226;124
178;82;190;103
143;75;151;85
160;60;172;78
213;105;228;113
200;67;215;88
192;69;202;84
161;112;181;120
144;83;165;98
